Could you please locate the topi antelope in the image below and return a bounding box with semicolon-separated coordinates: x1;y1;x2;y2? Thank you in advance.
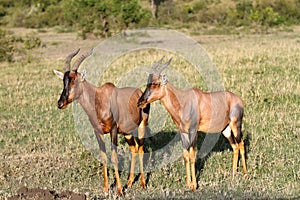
138;57;248;191
54;49;150;196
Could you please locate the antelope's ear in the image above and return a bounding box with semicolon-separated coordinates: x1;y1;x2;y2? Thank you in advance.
80;70;87;82
161;73;168;84
53;69;64;80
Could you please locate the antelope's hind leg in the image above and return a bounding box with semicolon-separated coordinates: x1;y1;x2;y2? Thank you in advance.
181;133;192;189
223;119;248;178
231;116;248;178
239;139;248;178
189;145;197;191
189;130;198;192
183;148;191;189
222;124;239;177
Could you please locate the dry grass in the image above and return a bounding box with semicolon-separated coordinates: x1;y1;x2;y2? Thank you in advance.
0;27;299;199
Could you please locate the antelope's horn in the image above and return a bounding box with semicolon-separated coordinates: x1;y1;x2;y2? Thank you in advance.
155;57;173;75
72;48;94;72
151;56;165;71
64;48;80;72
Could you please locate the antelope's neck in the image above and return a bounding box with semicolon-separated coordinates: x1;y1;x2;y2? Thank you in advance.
77;81;100;128
78;81;96;107
160;83;182;125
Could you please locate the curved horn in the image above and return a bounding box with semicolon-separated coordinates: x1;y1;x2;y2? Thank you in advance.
155;57;173;75
64;48;80;72
151;56;165;71
72;48;94;72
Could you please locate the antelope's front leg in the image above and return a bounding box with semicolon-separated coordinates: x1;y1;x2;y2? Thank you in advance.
111;127;123;196
95;133;109;193
124;134;138;188
138;121;147;188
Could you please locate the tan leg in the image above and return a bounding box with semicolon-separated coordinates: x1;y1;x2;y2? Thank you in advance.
101;155;109;193
232;144;239;176
110;126;123;196
223;124;238;176
97;134;109;193
124;134;138;188
111;149;123;196
189;146;197;191
138;122;146;188
127;163;135;187
183;149;191;189
138;145;146;188
239;140;248;178
230;118;243;177
127;150;136;187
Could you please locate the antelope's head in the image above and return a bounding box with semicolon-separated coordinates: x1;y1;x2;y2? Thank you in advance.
138;57;172;108
53;49;92;109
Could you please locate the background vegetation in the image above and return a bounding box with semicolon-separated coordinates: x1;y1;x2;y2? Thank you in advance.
1;0;300;34
1;0;300;62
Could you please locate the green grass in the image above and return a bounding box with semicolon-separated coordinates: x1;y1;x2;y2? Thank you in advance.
0;29;299;199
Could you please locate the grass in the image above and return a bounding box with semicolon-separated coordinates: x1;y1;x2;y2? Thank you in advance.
0;28;299;199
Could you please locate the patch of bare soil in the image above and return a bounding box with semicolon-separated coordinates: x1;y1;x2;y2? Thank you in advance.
8;187;86;200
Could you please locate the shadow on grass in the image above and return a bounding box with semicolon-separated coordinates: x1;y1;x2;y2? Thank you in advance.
122;131;178;188
140;130;251;189
195;130;252;186
117;130;251;192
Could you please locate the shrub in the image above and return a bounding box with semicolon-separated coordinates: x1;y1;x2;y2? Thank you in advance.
63;0;150;38
1;0;300;35
0;28;14;62
23;33;41;50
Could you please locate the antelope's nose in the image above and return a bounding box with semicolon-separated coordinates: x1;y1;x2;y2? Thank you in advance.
58;100;66;109
137;99;146;108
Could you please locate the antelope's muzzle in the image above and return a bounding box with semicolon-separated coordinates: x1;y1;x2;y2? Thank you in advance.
137;99;147;108
58;88;69;109
58;99;67;109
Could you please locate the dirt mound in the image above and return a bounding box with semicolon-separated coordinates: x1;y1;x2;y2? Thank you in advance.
8;187;86;200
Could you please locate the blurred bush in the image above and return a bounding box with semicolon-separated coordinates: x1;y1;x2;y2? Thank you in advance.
155;0;300;29
0;28;42;62
23;33;41;49
0;0;299;36
63;0;151;38
0;28;14;62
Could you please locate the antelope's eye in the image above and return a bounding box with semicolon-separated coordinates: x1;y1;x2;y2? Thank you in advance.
151;82;160;87
69;76;76;83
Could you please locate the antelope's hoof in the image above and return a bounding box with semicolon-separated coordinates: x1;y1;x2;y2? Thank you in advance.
232;170;238;175
103;186;109;194
117;188;123;196
243;173;249;179
186;182;192;190
103;186;109;193
126;180;133;188
140;180;147;189
191;184;196;192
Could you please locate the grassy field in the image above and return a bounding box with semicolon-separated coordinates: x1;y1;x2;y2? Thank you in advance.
0;27;299;199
